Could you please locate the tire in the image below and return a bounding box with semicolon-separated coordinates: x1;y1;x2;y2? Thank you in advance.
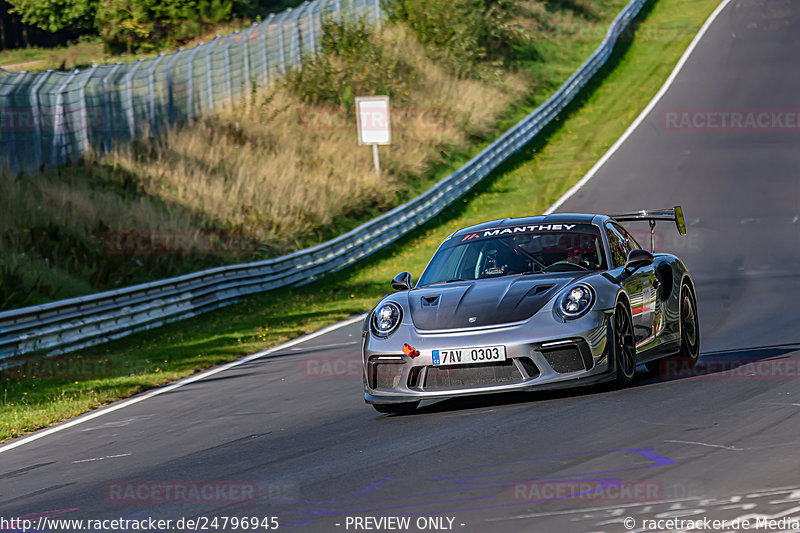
612;301;636;386
677;282;700;362
372;401;420;415
646;281;700;376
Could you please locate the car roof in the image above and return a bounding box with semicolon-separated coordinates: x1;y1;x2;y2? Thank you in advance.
450;213;605;239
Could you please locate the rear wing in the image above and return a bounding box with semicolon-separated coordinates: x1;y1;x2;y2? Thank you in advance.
611;206;687;252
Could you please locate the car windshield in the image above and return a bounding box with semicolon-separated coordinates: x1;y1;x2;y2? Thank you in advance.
418;224;607;286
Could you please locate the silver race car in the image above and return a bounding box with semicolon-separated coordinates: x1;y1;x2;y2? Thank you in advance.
362;207;699;414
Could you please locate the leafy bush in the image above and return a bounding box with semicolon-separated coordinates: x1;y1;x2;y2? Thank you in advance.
285;16;416;108
95;0;234;53
8;0;99;32
7;0;303;54
387;0;522;78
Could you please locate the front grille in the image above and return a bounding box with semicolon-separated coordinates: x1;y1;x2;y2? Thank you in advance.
518;358;541;379
370;362;404;389
542;342;593;373
407;367;424;388
422;360;522;391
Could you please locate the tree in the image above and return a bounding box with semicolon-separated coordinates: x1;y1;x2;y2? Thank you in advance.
95;0;233;53
7;0;98;32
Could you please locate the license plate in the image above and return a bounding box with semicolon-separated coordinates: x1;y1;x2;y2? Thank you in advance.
431;346;507;366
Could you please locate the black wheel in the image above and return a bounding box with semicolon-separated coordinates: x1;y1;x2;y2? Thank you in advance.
612;302;636;386
678;282;700;362
646;281;699;376
372;401;419;415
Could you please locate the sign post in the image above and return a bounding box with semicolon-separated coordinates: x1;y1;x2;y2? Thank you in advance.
355;96;391;176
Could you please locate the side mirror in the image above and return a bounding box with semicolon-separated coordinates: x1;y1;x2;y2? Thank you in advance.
625;249;654;272
391;272;413;291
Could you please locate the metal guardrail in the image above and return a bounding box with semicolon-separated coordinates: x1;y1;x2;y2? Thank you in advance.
0;0;380;172
0;0;649;364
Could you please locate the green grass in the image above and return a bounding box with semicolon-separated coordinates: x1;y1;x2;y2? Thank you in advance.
0;0;722;442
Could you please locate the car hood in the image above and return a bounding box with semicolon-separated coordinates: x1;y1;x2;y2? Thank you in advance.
408;274;585;330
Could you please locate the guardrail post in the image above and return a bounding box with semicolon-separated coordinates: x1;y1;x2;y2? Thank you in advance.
164;50;182;127
278;10;289;74
30;70;52;169
125;60;143;140
147;54;165;136
1;92;14;173
77;66;97;155
1;71;25;172
243;24;256;94
261;15;273;86
51;71;76;166
307;4;317;58
186;44;203;123
291;3;307;66
101;64;121;152
205;36;220;111
222;34;235;106
100;64;119;152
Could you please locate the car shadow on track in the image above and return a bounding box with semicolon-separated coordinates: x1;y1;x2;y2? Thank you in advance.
407;379;644;416
390;342;800;416
636;342;800;385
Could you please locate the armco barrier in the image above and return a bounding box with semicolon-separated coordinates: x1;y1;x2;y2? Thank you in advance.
0;0;649;365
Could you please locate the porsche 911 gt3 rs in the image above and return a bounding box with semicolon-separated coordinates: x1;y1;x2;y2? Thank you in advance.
362;207;699;414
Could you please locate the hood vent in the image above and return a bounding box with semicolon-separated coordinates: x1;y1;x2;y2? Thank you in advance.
421;295;440;307
533;284;556;295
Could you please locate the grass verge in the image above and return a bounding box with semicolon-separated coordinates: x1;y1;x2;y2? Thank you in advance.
0;0;722;442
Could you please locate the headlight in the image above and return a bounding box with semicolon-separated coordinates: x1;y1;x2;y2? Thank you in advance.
557;284;595;319
371;302;402;337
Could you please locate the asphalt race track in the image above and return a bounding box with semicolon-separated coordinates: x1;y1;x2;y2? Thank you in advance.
3;1;800;532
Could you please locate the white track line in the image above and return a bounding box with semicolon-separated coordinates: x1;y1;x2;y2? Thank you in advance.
664;439;744;451
0;314;366;455
544;0;734;215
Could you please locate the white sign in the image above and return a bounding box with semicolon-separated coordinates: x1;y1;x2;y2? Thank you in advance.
355;96;391;145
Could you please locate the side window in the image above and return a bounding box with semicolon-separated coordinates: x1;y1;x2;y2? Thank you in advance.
605;223;629;268
612;223;636;256
458;245;480;279
619;226;643;251
430;245;467;281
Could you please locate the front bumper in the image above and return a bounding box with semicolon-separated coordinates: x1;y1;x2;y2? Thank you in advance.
363;311;613;404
